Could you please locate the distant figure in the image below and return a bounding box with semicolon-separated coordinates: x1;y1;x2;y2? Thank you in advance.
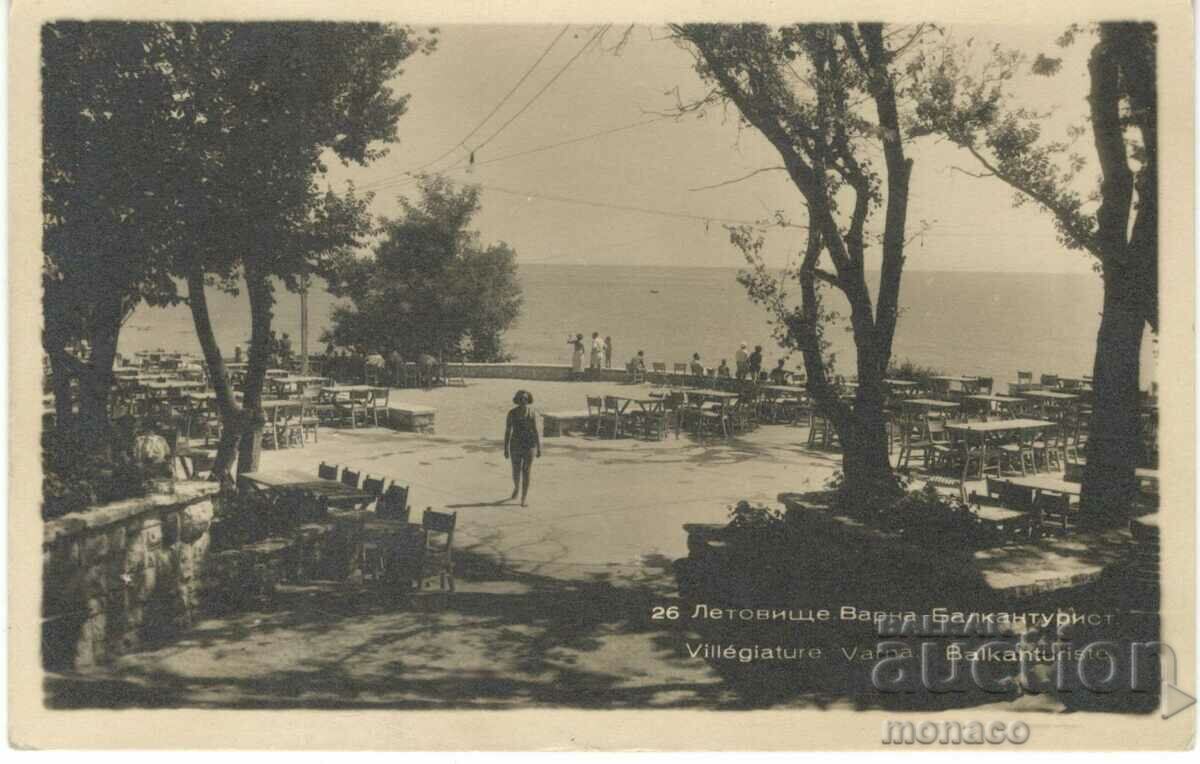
268;330;280;366
568;334;585;378
604;336;613;369
504;390;541;507
631;350;646;372
770;359;789;385
735;342;749;380
233;346;242;363
279;333;294;364
590;332;604;370
749;345;764;379
418;353;439;388
365;351;386;385
388;349;404;386
689;352;704;377
717;359;730;377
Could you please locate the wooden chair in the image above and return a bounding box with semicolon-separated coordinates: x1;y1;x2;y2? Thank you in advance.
998;428;1037;475
672;363;689;386
1034;491;1075;535
924;417;954;470
318;461;340;481
376;483;410;522
1040;374;1060;389
362;474;388;497
651;362;667;382
341;467;362;490
975;377;994;396
896;414;929;468
1017;371;1033;386
601;396;624;438
261;405;284;450
300;386;321;442
368;387;390;426
1032;424;1065;471
420;509;457;591
586;396;605;436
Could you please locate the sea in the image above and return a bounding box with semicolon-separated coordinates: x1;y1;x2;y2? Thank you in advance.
118;264;1157;387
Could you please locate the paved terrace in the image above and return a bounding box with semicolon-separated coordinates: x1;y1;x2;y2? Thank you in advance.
47;378;1112;712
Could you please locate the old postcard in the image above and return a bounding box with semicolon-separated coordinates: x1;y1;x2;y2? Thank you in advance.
8;0;1195;751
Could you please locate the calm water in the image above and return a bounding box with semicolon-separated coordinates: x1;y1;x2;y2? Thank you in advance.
119;264;1156;386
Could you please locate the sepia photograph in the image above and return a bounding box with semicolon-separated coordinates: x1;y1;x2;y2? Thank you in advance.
8;0;1195;751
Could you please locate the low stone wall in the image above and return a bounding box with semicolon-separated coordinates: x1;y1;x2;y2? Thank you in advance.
42;481;221;670
453;362;616;383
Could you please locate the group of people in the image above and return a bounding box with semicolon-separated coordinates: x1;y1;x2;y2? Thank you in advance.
568;332;614;376
687;344;791;383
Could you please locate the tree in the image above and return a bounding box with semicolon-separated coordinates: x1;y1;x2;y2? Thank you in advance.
42;22;433;479
42;22;186;451
324;176;523;363
909;23;1157;520
153;22;432;477
672;23;926;503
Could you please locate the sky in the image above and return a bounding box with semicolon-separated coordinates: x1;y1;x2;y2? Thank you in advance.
325;23;1099;275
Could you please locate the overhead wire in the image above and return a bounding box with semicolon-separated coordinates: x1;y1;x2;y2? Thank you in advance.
367;24;572;182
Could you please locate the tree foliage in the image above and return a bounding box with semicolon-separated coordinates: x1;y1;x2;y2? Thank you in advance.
42;21;435;476
673;23;927;502
908;23;1157;519
325;177;523;362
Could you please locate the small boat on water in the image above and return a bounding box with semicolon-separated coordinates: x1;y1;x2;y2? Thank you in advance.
649;289;660;294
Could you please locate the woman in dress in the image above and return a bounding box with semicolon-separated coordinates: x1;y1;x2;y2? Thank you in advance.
568;333;585;378
504;390;541;506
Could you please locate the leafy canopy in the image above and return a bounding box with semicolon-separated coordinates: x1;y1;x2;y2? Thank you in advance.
325;177;523;362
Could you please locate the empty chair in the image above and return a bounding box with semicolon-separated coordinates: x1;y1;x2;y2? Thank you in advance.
998;428;1038;476
974;376;994;396
341;467;362;489
368;387;390;426
376;483;410;522
420;509;457;591
362;474;388;496
601;395;624;438
1017;371;1033;385
1035;491;1075;535
318;461;340;481
924;418;954;470
585;396;605;436
651;361;667;381
672;362;689;386
1032;425;1065;471
1040;374;1060;389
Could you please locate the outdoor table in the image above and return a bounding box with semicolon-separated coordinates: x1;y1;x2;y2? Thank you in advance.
945;418;1052;481
1006;474;1082;497
609;395;666;439
931;375;979;383
238;469;375;508
963;394;1027;416
1018;390;1078;401
899;398;961;414
885;379;917;387
685;390;740;403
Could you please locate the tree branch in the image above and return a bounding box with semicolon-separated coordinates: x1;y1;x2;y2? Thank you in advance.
688;166;787;192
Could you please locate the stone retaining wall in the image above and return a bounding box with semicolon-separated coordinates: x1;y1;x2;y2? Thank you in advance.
41;481;221;670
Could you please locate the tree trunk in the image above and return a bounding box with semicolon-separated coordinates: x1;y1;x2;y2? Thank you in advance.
74;291;124;455
1081;266;1144;521
186;265;243;482
837;394;898;506
46;348;76;430
236;263;274;475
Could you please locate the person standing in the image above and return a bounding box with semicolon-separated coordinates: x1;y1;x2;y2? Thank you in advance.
735;342;749;380
504;390;541;506
689;352;704;377
749;345;764;380
604;336;613;369
568;334;585;378
590;332;604;370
